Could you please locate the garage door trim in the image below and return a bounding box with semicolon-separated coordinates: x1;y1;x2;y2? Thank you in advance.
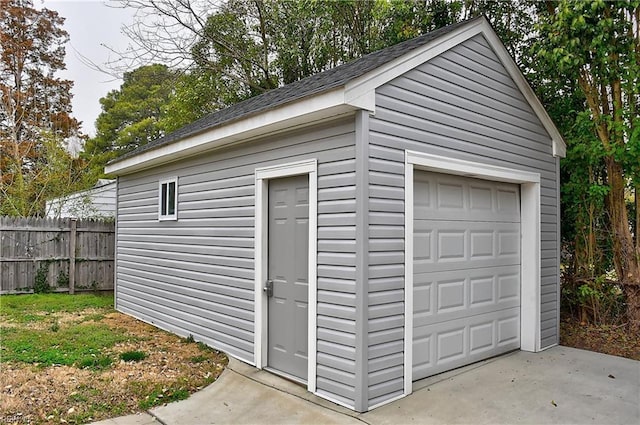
403;150;541;395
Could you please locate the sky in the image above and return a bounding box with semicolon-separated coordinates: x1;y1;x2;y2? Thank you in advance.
42;1;137;137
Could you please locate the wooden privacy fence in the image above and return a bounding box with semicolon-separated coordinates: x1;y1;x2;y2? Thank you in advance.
0;217;115;294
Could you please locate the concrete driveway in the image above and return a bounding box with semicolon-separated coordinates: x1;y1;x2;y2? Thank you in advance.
94;346;639;425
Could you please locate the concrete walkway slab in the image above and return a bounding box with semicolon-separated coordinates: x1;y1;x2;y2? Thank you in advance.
150;359;362;425
90;413;157;425
93;346;639;425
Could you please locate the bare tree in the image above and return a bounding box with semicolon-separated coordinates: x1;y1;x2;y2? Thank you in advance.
109;0;219;71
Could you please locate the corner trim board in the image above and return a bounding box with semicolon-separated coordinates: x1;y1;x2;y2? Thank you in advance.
354;110;370;411
403;154;414;396
403;150;541;392
114;177;119;311
254;158;318;392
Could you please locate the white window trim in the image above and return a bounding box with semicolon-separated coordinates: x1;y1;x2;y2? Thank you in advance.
254;158;318;393
158;177;178;221
403;150;541;396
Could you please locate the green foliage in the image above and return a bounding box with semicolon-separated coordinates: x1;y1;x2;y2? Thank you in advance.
81;313;107;323
0;1;87;217
83;64;176;175
33;263;51;294
159;69;242;133
120;351;148;362
561;275;626;325
531;2;640;318
0;323;128;367
66;400;129;425
196;341;213;352
79;355;114;370
98;0;536;168
1;131;93;217
0;294;120;368
137;385;190;410
56;270;69;287
0;293;114;322
189;355;208;364
533;0;639;164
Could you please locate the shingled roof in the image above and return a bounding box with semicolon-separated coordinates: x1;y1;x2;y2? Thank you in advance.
111;17;480;164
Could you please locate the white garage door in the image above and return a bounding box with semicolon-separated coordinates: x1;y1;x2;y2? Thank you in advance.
412;171;521;381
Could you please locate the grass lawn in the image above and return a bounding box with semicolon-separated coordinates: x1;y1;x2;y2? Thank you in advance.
0;293;227;425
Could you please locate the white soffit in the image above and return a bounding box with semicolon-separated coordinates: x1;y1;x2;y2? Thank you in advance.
106;17;565;176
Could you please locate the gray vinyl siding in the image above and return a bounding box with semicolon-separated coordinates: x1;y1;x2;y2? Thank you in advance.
366;34;559;408
116;117;359;409
367;144;407;409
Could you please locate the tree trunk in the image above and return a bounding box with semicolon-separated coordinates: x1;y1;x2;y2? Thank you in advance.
606;157;640;329
635;184;640;253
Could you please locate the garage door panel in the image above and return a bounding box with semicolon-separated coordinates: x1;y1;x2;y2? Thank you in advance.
414;299;520;329
413;265;520;327
414;219;521;235
497;315;519;346
414;173;520;222
414;208;520;223
413;227;521;264
412;171;521;382
412;306;520;380
414;257;519;274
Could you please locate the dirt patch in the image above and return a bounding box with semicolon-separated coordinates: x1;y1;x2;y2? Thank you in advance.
560;315;640;360
0;312;227;424
0;309;108;330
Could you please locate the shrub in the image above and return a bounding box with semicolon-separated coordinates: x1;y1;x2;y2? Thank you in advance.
79;355;113;370
561;274;626;325
120;351;147;362
56;270;69;287
33;263;51;293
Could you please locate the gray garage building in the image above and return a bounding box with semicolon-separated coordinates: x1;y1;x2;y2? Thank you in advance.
105;16;565;412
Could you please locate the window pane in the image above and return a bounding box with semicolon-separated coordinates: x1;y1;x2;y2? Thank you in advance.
161;183;167;216
168;181;176;215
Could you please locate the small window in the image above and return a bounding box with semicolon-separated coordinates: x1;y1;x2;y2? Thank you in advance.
159;177;178;220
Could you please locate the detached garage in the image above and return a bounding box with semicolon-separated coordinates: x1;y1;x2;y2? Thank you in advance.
105;16;564;412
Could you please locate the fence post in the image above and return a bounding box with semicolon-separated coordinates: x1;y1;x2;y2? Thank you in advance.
69;219;77;295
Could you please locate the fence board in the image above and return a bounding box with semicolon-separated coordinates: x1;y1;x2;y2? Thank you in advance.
0;217;114;294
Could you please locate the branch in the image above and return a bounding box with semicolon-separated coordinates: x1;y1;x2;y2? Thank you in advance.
578;70;611;149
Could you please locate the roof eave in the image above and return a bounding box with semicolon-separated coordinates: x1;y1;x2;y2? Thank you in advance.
105;88;361;176
107;16;566;176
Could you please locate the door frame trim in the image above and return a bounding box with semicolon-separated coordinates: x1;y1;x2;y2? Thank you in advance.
403;150;541;395
254;158;318;392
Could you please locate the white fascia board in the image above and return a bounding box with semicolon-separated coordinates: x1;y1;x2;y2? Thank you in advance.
344;17;566;158
105;88;355;175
